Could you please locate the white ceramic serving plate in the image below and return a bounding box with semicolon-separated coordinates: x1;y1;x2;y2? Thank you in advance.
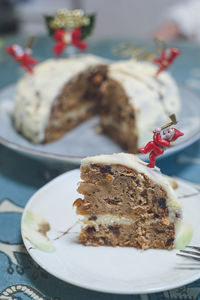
0;85;200;166
22;169;200;294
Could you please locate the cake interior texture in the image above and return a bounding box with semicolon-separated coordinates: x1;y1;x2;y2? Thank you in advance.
45;68;139;152
45;65;108;143
74;156;181;249
100;78;138;152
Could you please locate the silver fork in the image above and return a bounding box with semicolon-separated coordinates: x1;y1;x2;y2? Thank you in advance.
177;246;200;262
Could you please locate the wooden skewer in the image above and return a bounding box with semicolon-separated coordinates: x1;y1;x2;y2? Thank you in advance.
25;35;35;49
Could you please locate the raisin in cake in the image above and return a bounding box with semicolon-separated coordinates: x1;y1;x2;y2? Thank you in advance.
13;55;180;152
73;153;184;249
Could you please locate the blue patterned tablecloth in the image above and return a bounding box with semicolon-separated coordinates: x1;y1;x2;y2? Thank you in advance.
0;36;200;300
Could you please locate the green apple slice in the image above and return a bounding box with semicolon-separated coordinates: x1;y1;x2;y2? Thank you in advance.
22;210;56;253
174;221;193;250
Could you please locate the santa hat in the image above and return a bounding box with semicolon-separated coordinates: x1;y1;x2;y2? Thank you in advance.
170;128;184;142
170;48;181;56
5;45;24;57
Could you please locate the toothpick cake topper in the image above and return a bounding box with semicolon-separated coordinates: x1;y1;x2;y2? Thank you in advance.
5;36;38;74
113;38;181;76
139;114;184;168
153;42;181;76
113;42;147;60
45;9;96;56
113;38;166;62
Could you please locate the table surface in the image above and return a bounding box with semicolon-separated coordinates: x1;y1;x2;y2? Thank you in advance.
0;36;200;300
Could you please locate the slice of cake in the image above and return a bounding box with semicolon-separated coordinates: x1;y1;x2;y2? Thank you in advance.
13;55;180;153
73;153;182;249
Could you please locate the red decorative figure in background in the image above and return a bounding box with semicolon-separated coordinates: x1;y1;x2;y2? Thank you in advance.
5;44;38;73
139;127;184;168
153;48;181;76
53;28;87;56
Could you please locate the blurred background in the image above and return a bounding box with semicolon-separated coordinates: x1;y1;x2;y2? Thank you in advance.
0;0;199;41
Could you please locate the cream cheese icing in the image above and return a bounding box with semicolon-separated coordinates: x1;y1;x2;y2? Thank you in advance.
82;214;132;226
82;153;182;222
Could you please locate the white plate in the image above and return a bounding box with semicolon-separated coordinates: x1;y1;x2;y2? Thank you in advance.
0;85;200;166
22;169;200;294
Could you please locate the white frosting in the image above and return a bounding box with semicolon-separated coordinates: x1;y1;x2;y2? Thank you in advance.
82;153;181;221
109;60;180;147
14;54;106;143
14;55;180;145
82;214;132;226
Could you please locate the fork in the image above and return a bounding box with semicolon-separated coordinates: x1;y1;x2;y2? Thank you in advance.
177;246;200;262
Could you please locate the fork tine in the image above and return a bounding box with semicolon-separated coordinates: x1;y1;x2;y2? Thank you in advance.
186;246;200;251
180;250;200;257
177;253;200;262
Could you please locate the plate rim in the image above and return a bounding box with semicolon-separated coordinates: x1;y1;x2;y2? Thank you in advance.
1;84;200;164
21;169;200;295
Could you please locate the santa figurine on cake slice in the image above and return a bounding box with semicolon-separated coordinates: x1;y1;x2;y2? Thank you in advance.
139;114;184;168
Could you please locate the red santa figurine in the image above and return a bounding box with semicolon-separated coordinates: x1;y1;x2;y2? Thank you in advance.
5;44;38;73
153;48;181;76
139;127;184;168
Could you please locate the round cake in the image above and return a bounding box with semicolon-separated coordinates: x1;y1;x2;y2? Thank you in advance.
13;54;181;153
